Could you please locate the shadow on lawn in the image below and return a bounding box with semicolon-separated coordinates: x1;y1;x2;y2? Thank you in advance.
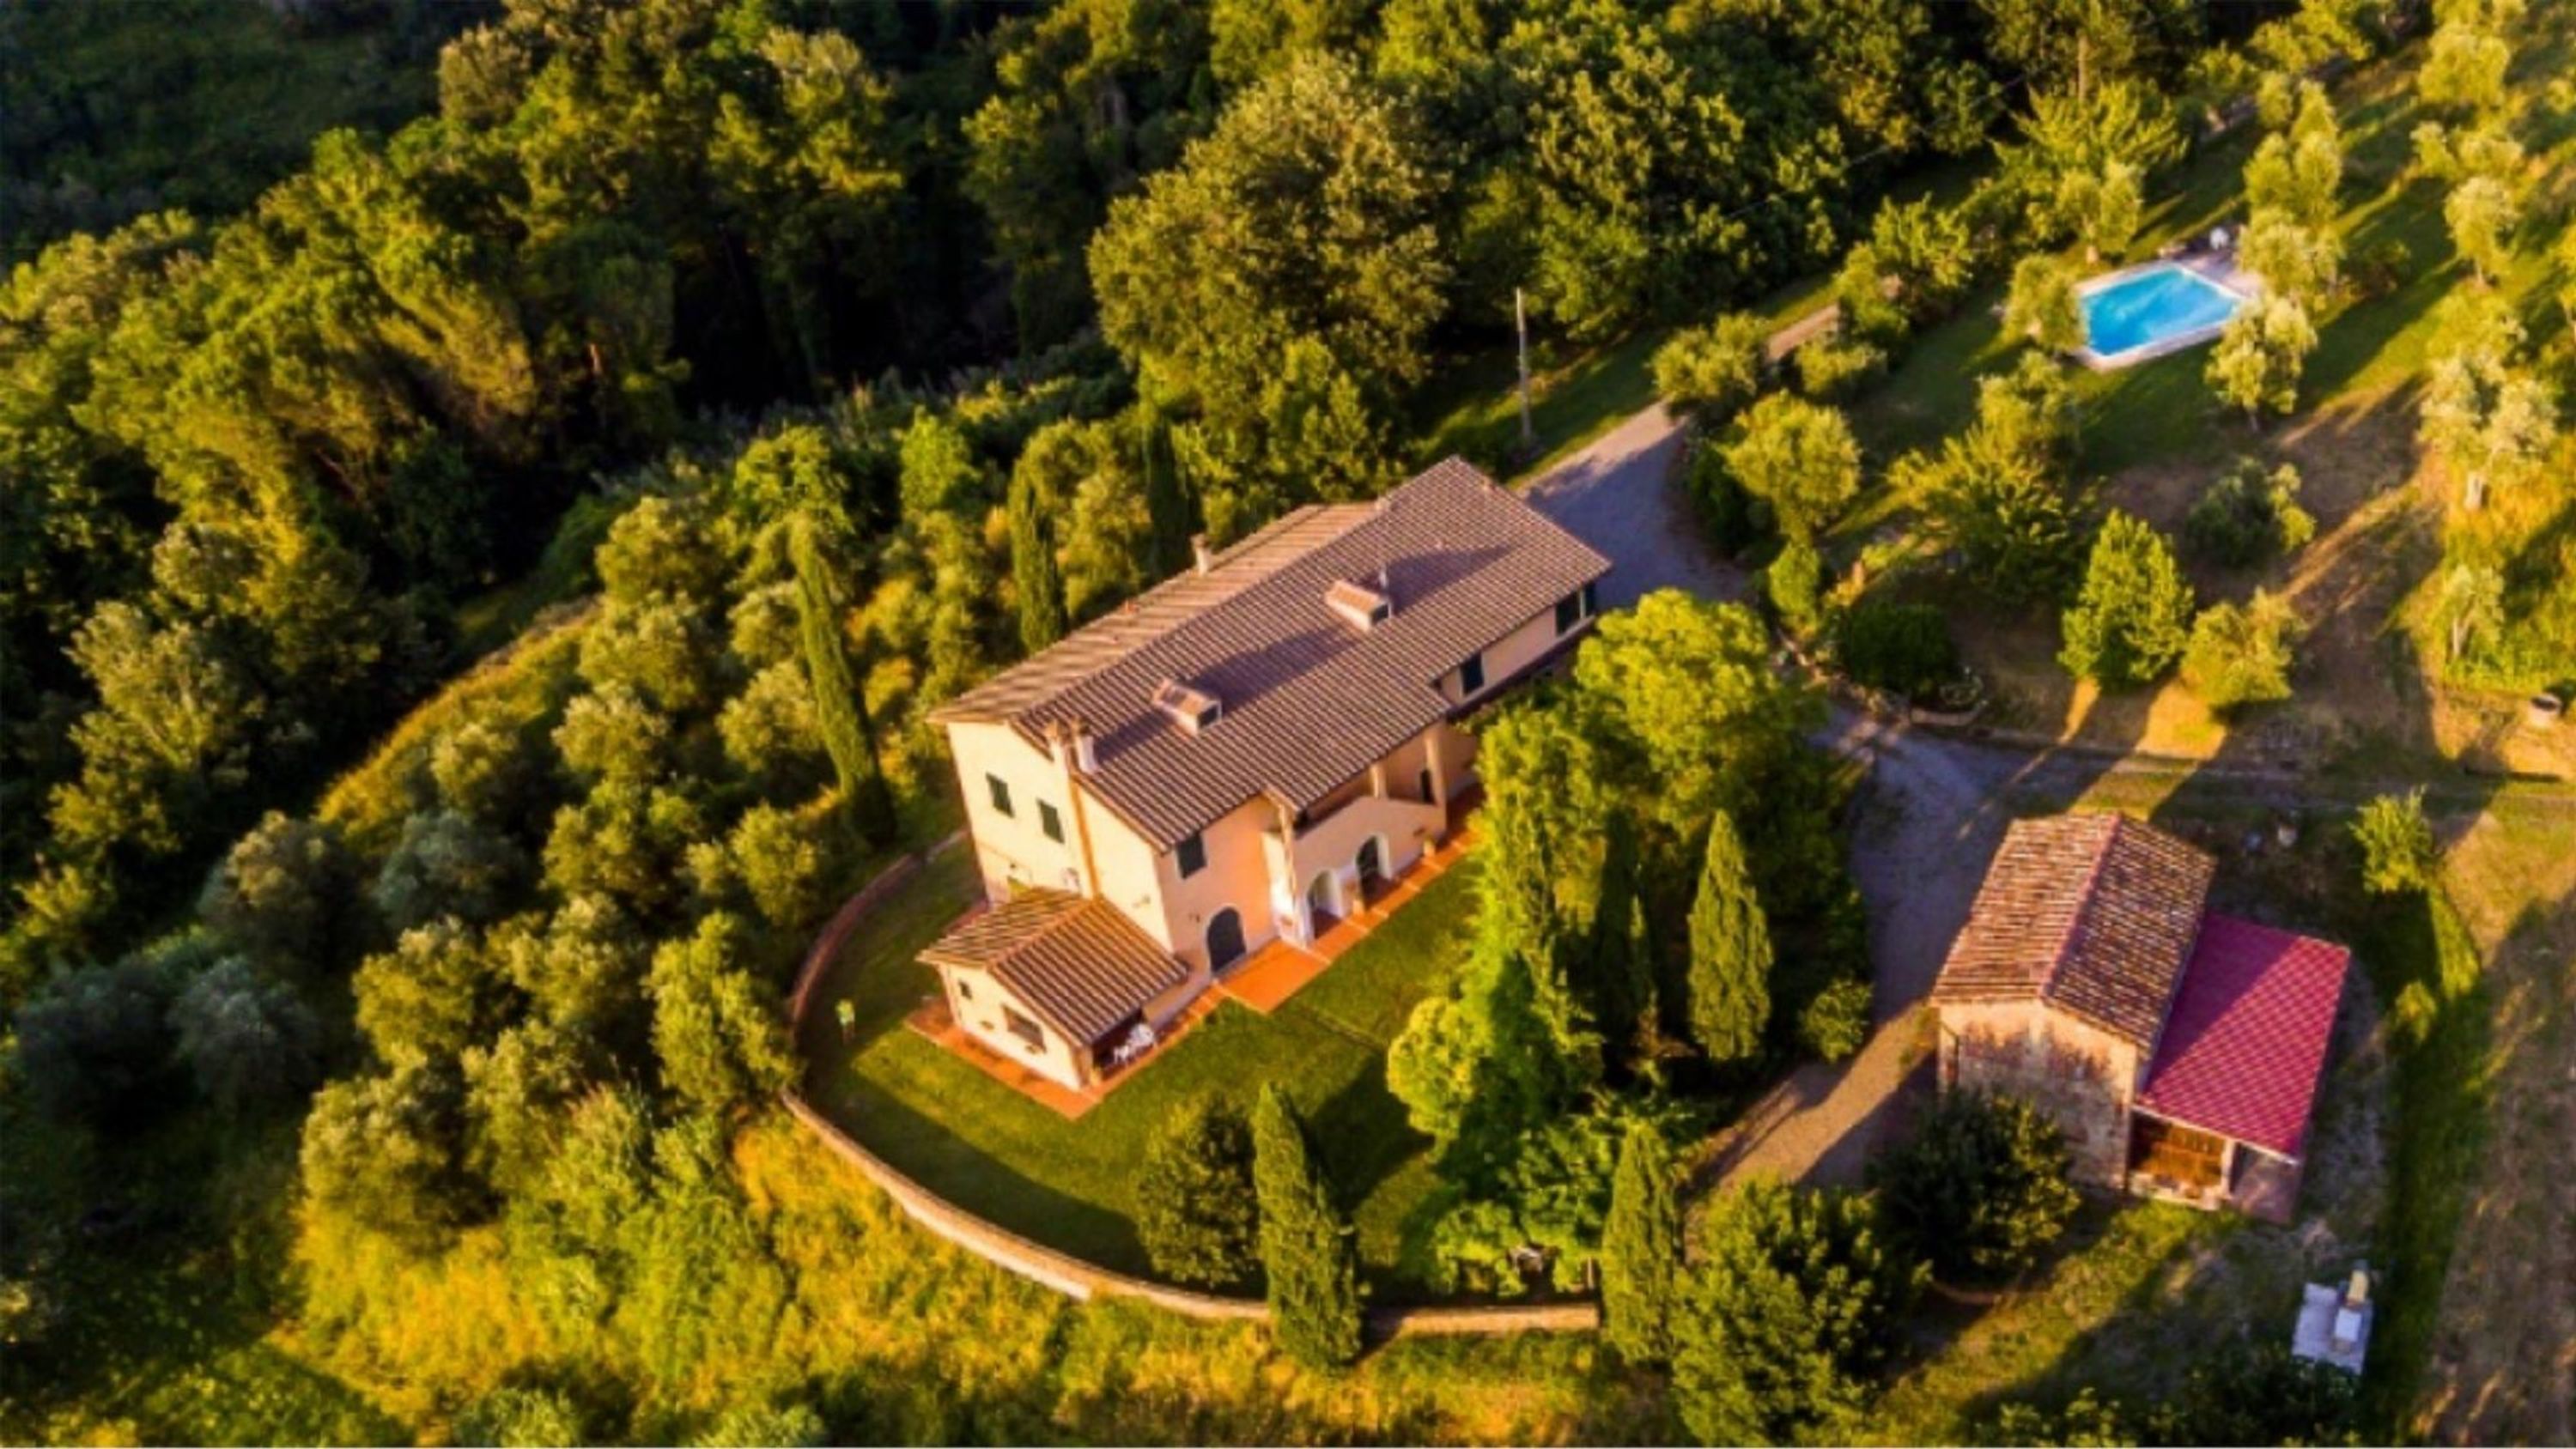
835;1074;1155;1276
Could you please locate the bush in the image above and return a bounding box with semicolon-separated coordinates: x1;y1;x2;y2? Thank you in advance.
1136;1097;1261;1290
1651;312;1770;425
1910;434;2089;606
2352;790;2436;894
1869;1089;2080;1282
1764;540;1826;638
299;1062;480;1251
1720;394;1862;544
1793;336;1887;399
1687;441;1768;555
14;938;198;1124
2352;237;2412;300
1836;599;1958;699
453;1384;593;1447
2182;591;2304;710
370;809;527;931
2167;1342;2359;1445
173;955;321;1114
1673;1182;1923;1445
2059;512;2195;686
2183;458;2316;567
198;812;351;967
1797;977;1873;1063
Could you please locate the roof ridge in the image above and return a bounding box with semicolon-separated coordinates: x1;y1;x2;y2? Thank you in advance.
2040;813;2123;1008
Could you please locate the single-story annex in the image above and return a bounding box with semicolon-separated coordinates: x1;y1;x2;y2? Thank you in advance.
1930;811;2352;1222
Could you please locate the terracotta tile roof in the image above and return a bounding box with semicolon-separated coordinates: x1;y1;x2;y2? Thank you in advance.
920;889;1186;1046
1930;813;2217;1047
2136;914;2350;1158
931;458;1611;847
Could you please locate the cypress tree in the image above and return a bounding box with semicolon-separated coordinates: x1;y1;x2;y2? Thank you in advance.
1686;809;1771;1064
1134;398;1194;575
1005;466;1067;653
787;513;898;846
1601;1119;1681;1364
1251;1085;1364;1367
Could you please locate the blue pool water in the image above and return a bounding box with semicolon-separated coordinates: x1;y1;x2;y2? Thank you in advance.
2081;264;2244;359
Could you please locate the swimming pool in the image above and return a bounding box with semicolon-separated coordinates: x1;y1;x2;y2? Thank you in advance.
2078;263;2247;368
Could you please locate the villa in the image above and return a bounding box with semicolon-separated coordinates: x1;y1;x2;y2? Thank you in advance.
918;458;1611;1092
1930;812;2352;1223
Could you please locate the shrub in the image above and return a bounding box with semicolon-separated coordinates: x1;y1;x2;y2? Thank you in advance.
2059;512;2195;685
370;809;526;931
1836;599;1958;699
553;683;672;785
1600;1121;1682;1365
2183;458;2316;567
2352;790;2436;894
199;811;351;968
1764;540;1826;638
2167;1342;2359;1445
2182;591;2304;710
1136;1097;1261;1290
1797;977;1873;1063
453;1384;592;1447
1251;1085;1363;1367
1909;433;2088;605
2352;236;2412;299
691;1401;827;1447
1651;312;1770;426
173;955;321;1114
1869;1089;2081;1282
1687;441;1768;555
14;939;198;1124
2002;254;2084;352
1720;393;1862;545
299;1062;480;1252
1794;335;1887;399
1673;1182;1923;1445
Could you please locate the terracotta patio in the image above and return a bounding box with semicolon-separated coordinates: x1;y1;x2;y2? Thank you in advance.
903;983;1225;1120
904;791;1483;1113
1217;809;1480;1016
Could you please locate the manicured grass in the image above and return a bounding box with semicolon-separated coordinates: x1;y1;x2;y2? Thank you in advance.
799;849;1485;1295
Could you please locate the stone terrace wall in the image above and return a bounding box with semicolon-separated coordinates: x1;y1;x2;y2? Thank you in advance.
783;852;1598;1337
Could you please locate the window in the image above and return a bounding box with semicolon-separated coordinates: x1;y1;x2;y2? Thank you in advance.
987;773;1014;816
1038;800;1065;843
1583;581;1599;616
956;979;975;1002
1176;831;1206;878
1459;652;1485;694
1555;591;1581;634
1003;1007;1045;1052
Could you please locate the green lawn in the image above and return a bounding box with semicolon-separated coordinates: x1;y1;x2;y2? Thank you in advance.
2349;885;2492;1435
799;848;1485;1296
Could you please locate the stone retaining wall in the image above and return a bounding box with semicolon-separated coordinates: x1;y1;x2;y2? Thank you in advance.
781;850;1600;1338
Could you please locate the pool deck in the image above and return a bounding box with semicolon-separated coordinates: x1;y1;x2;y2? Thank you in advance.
2074;252;2257;371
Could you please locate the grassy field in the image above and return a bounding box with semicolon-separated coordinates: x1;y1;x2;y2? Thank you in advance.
798;847;1485;1295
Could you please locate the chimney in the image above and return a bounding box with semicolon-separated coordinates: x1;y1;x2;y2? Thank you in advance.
1071;719;1098;774
1190;534;1213;574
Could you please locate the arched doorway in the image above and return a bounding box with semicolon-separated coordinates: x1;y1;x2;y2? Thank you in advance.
1206;908;1247;973
1306;870;1341;937
1355;835;1387;899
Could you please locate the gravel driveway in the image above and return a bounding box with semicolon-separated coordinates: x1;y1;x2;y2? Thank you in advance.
1517;403;1744;608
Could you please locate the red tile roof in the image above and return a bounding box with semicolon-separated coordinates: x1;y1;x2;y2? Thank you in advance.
1930;813;2217;1047
929;458;1610;847
2136;914;2350;1159
920;889;1187;1046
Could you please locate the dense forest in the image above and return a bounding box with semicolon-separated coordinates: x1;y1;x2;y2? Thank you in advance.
11;0;2565;1440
